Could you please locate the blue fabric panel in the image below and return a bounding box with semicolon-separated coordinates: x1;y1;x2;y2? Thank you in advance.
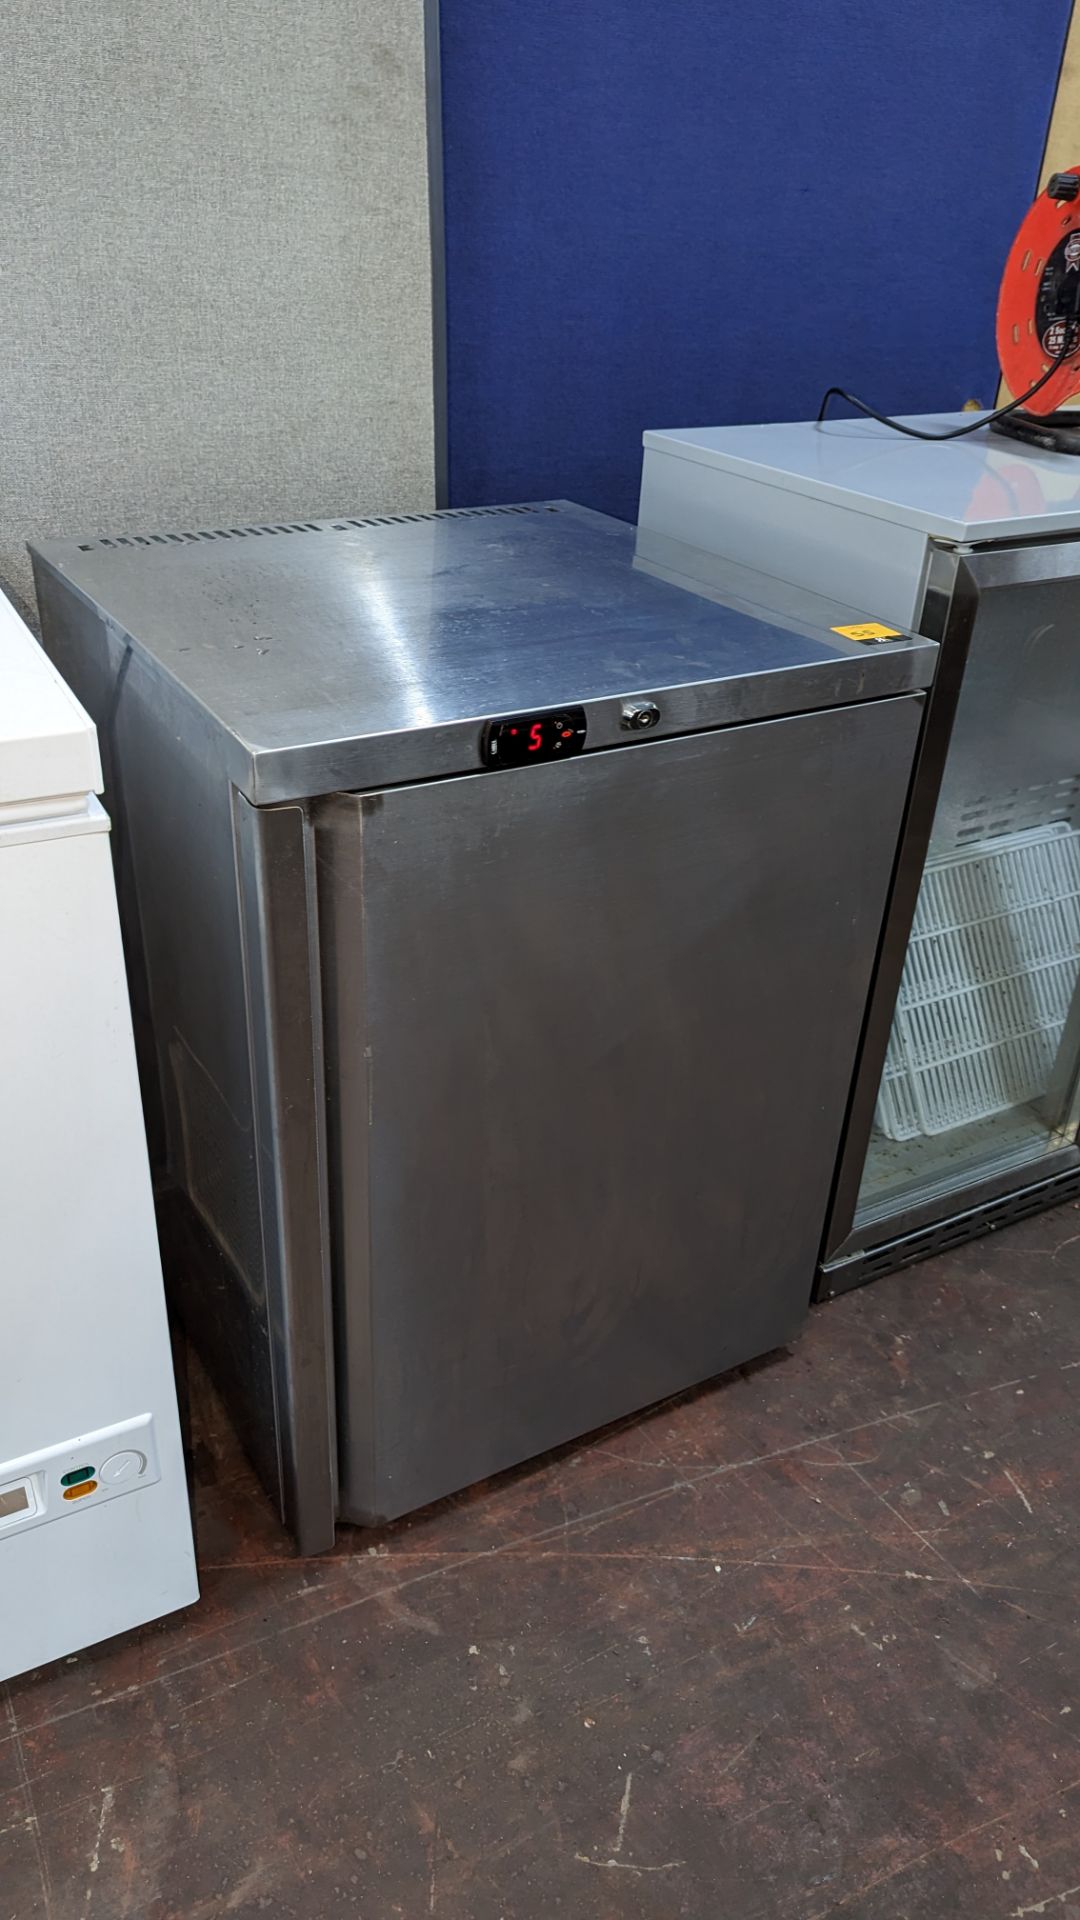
440;2;1071;521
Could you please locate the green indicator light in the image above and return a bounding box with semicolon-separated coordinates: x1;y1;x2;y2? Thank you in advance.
60;1466;95;1488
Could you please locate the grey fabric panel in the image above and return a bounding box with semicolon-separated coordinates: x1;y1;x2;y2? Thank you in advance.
0;0;435;617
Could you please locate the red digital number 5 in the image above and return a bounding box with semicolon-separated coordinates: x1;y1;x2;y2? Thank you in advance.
528;722;544;753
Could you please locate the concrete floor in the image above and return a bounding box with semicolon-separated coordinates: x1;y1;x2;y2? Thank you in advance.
6;1205;1080;1919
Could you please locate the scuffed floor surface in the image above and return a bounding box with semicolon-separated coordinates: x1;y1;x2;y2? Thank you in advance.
7;1209;1080;1919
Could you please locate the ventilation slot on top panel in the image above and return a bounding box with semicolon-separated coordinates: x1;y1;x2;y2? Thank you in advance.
332;502;559;532
73;502;561;554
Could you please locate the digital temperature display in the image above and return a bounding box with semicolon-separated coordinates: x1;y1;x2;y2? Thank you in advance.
482;707;587;769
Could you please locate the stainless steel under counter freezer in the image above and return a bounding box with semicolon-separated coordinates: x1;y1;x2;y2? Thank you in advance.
31;503;935;1549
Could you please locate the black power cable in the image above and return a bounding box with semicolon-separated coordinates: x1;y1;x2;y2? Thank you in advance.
817;325;1079;441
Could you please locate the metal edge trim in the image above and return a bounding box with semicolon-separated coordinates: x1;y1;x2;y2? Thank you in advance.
232;792;337;1553
310;793;379;1523
956;541;1080;587
245;663;935;805
819;544;975;1255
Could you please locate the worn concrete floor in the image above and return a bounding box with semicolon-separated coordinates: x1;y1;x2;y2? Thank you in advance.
6;1206;1080;1919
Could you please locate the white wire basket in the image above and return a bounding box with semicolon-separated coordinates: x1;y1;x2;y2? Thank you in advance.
876;822;1080;1141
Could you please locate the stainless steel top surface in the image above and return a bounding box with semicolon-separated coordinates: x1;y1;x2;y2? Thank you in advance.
643;416;1080;543
31;501;935;802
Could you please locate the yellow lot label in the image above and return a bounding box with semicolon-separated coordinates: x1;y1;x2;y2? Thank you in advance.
831;621;903;641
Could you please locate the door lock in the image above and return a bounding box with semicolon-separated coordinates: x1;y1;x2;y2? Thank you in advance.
620;700;661;731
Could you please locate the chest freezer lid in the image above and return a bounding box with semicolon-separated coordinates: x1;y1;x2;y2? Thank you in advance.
29;502;935;804
643;416;1080;543
0;587;101;814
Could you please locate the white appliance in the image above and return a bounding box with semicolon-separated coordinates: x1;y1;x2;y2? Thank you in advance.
637;414;1080;626
0;587;197;1679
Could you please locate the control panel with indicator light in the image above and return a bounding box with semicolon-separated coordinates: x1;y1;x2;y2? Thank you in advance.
0;1414;160;1540
481;706;587;769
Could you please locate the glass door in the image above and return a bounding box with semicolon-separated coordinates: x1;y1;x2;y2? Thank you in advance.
828;542;1080;1267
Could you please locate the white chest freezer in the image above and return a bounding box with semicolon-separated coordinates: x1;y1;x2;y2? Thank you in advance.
639;417;1080;1294
0;589;197;1679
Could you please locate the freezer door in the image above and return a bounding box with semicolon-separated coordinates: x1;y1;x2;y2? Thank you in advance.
823;542;1080;1287
318;697;923;1522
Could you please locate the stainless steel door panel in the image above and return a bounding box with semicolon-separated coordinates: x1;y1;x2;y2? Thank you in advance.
319;696;924;1523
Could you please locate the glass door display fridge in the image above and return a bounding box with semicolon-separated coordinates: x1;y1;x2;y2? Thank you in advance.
638;417;1080;1293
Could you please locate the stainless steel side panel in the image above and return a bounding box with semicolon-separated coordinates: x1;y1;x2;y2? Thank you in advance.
32;556;338;1549
233;798;337;1553
319;695;925;1523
